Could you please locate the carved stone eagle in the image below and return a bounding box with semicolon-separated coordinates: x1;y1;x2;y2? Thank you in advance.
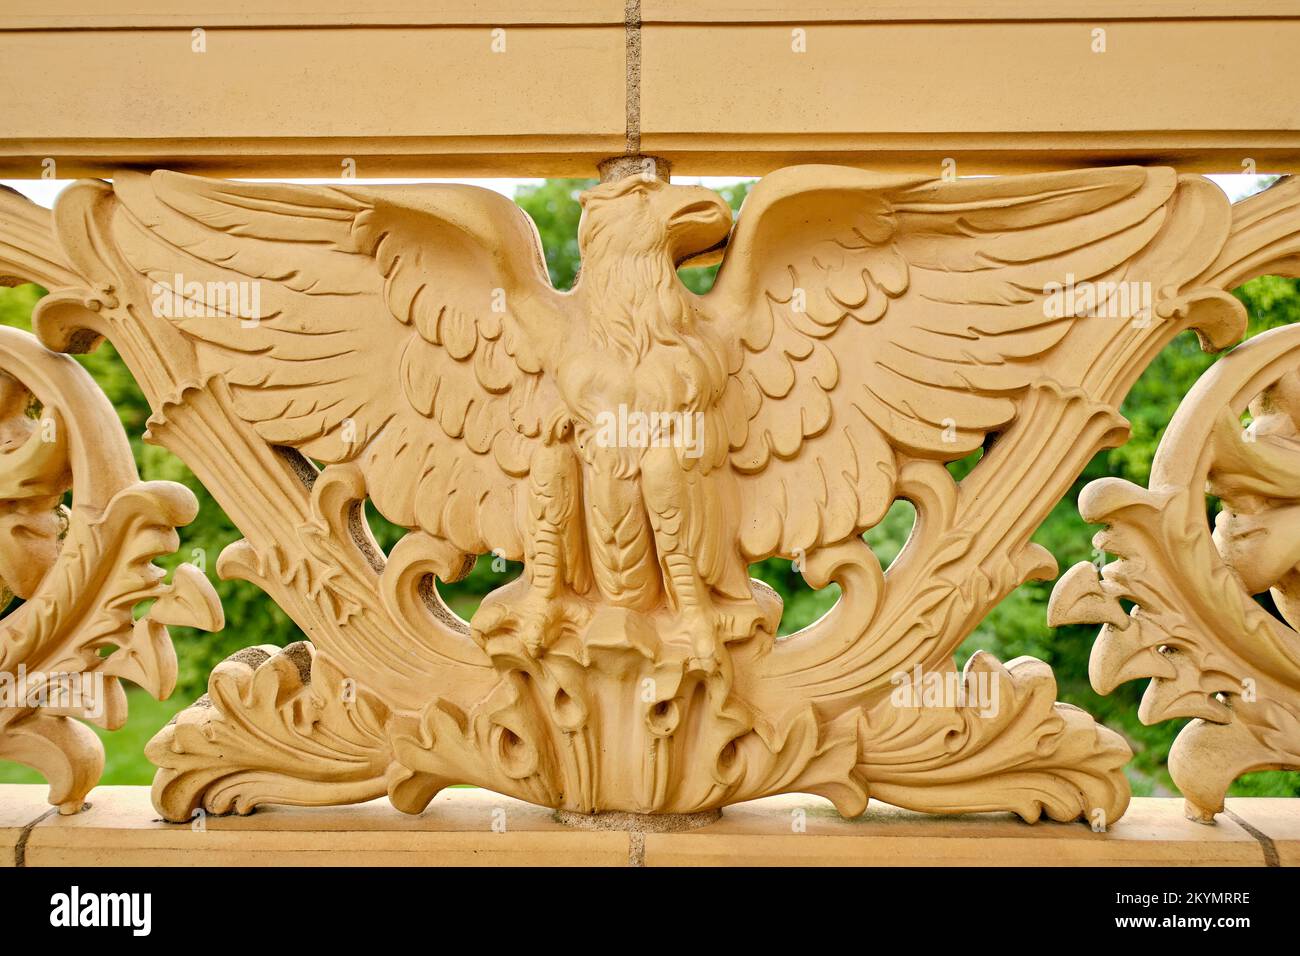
7;161;1294;823
91;165;1205;671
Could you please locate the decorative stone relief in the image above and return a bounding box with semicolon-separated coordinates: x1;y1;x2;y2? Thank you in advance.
1050;179;1300;819
0;316;222;812
0;164;1294;825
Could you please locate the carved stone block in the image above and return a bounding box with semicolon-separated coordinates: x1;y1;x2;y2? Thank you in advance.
0;163;1296;824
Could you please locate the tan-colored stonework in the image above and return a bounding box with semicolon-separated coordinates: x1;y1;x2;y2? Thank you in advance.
3;786;1284;868
1050;182;1300;821
5;5;1300;178
0;317;222;812
0;163;1297;826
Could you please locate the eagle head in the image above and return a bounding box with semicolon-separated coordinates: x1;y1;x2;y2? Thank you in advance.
578;177;732;269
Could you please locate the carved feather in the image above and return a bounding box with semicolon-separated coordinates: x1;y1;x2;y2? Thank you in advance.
708;165;1198;559
107;171;565;560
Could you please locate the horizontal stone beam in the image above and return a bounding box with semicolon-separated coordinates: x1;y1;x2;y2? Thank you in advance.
640;17;1300;176
2;3;1300;178
4;1;1294;28
0;20;629;179
2;786;1294;866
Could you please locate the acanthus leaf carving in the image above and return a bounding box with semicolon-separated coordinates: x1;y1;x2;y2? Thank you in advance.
147;642;392;820
861;653;1131;826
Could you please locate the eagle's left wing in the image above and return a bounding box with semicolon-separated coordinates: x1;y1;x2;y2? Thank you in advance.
63;171;565;562
707;165;1228;560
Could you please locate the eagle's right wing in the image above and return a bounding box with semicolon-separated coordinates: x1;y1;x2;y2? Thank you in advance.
707;165;1227;560
79;171;565;560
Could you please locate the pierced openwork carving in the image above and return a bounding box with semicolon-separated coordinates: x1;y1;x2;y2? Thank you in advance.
0;165;1295;824
1050;180;1300;819
0;320;222;812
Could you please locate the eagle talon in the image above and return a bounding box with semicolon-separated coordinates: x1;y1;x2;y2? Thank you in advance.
673;614;724;674
718;599;781;643
686;653;721;675
676;596;779;673
475;589;591;659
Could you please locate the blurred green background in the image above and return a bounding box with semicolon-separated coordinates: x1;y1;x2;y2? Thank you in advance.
2;176;1298;801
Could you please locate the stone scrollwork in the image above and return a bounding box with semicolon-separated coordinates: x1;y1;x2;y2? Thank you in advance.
1051;314;1300;822
0;164;1297;825
0;320;223;812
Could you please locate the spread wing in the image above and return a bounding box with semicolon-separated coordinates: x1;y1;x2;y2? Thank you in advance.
107;170;564;559
709;165;1215;560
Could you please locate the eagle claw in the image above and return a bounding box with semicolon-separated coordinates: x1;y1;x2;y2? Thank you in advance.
474;589;591;659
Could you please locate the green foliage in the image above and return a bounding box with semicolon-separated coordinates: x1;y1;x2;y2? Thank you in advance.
1;180;1297;798
514;178;593;289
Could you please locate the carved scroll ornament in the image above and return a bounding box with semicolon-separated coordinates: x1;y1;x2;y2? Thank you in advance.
1050;192;1300;820
0;317;222;812
0;165;1296;825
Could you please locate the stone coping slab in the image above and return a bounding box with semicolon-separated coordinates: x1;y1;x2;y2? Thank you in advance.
1;786;1294;867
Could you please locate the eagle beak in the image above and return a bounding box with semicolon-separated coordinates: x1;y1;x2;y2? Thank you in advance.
665;188;733;269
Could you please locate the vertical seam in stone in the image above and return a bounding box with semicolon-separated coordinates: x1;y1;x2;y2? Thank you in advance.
14;807;58;868
1224;808;1281;867
628;829;646;867
624;0;641;155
